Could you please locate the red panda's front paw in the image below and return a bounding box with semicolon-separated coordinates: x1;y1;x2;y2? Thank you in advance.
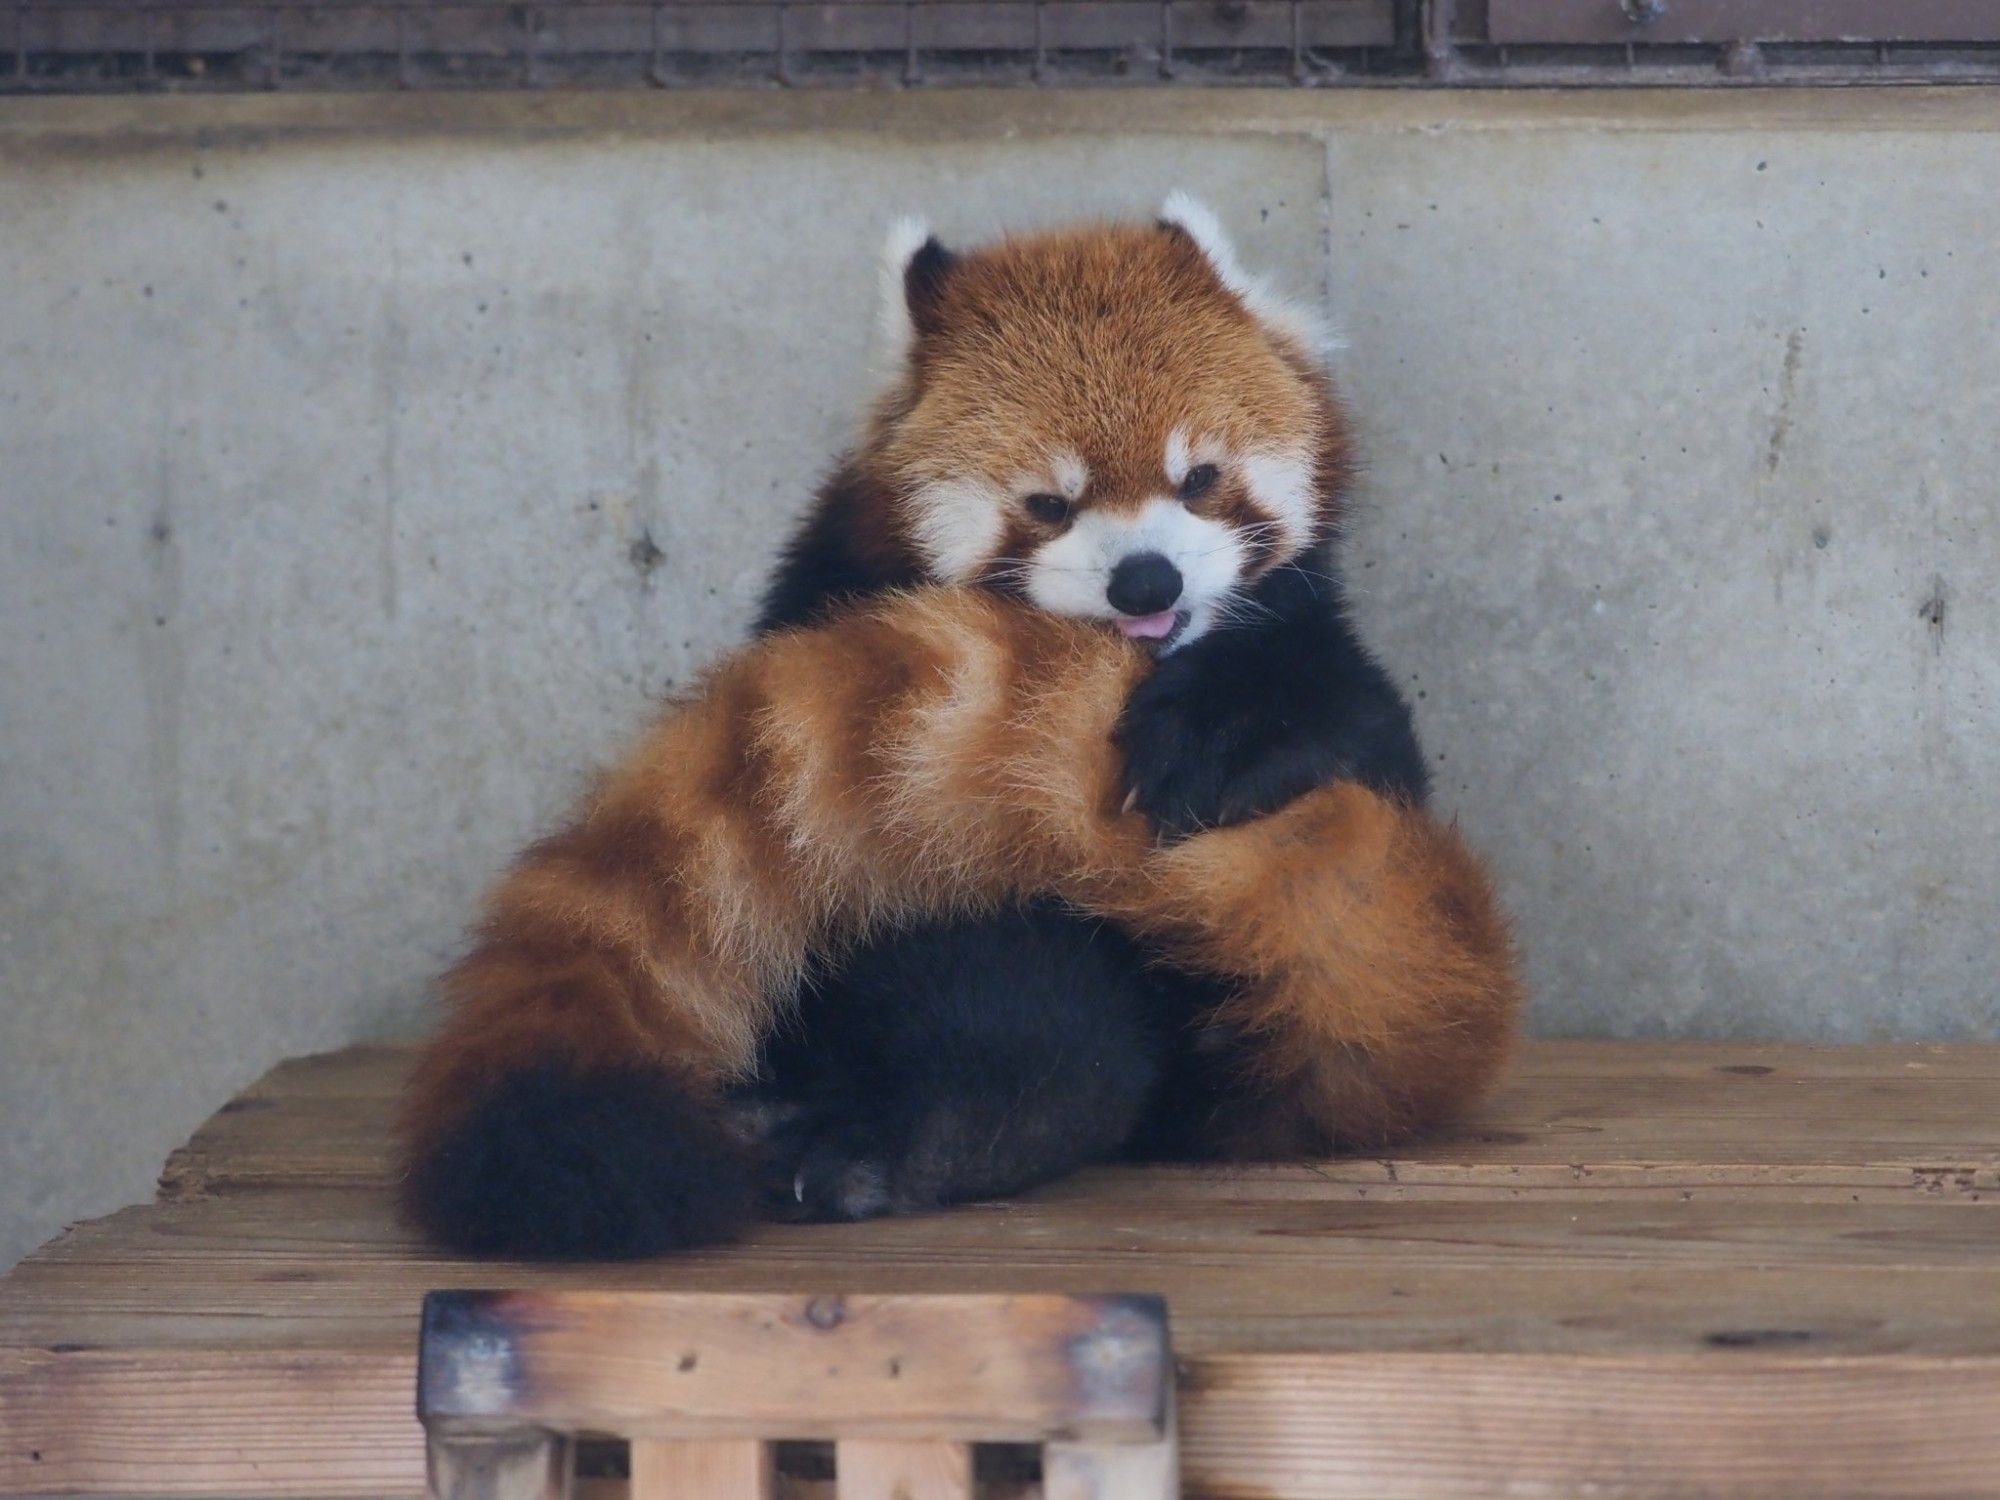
763;1115;898;1222
757;1088;1116;1224
1116;653;1353;840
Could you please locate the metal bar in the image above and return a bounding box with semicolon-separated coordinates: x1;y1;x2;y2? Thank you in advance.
1031;0;1046;81
1424;0;1458;76
773;0;789;84
903;0;919;84
1290;0;1305;82
265;5;280;87
1489;0;2000;46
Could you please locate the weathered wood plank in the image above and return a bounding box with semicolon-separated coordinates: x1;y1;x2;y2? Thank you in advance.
0;1347;421;1496
155;1041;2000;1201
1178;1353;2000;1499
418;1292;1169;1444
9;1190;2000;1359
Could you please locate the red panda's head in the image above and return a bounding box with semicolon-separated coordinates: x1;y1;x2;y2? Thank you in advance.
858;194;1351;652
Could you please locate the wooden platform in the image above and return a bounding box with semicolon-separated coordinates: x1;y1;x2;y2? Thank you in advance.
5;1040;2000;1498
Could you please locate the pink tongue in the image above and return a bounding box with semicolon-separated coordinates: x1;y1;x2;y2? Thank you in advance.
1115;610;1179;641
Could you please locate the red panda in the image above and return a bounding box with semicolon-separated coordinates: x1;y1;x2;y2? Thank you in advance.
401;198;1522;1258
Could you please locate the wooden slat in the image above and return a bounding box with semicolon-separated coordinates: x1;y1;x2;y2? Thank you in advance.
155;1040;2000;1200
419;1292;1168;1444
1179;1353;2000;1499
833;1440;971;1500
0;1346;421;1497
630;1438;774;1500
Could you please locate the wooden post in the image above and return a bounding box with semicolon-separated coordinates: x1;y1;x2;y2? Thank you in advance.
425;1430;572;1500
629;1438;774;1500
835;1439;974;1500
1045;1385;1178;1500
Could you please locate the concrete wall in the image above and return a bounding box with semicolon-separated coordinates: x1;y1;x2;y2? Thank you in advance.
3;91;1996;1272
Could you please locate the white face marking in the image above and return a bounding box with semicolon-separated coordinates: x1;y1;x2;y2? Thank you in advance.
904;476;1007;582
1163;428;1226;488
908;451;1092;583
1240;446;1316;557
1050;450;1089;501
1023;496;1246;649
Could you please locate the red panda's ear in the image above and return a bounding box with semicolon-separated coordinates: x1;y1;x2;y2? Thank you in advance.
1157;190;1332;360
877;216;958;364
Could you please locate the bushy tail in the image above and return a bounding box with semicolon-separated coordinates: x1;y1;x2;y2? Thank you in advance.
399;588;1520;1256
398;592;1139;1257
404;1063;753;1259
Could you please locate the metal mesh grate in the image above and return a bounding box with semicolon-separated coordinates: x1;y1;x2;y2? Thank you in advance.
6;0;1999;90
1;0;1403;90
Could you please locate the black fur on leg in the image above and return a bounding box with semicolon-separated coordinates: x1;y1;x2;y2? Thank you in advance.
1116;542;1430;839
406;1064;755;1260
744;901;1178;1222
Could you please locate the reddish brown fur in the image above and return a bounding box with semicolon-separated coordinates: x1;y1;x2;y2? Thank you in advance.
402;589;1521;1175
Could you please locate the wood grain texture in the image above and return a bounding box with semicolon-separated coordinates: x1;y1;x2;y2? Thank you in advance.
7;1040;2000;1498
1178;1354;2000;1499
630;1438;774;1500
833;1441;972;1500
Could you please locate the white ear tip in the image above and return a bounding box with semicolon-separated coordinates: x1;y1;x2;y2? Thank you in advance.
1159;193;1331;361
876;215;935;364
1160;190;1219;237
1158;190;1243;281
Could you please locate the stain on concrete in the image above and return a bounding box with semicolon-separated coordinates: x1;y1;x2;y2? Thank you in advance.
139;467;184;880
1765;327;1804;475
375;237;406;623
627;528;666;578
1920;575;1948;652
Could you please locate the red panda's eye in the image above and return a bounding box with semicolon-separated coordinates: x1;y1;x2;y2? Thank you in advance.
1179;463;1221;501
1025;493;1072;525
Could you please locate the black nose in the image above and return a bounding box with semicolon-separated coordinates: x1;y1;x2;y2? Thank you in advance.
1106;552;1184;616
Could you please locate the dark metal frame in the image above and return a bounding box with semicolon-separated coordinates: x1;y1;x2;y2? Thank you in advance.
5;0;1999;91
